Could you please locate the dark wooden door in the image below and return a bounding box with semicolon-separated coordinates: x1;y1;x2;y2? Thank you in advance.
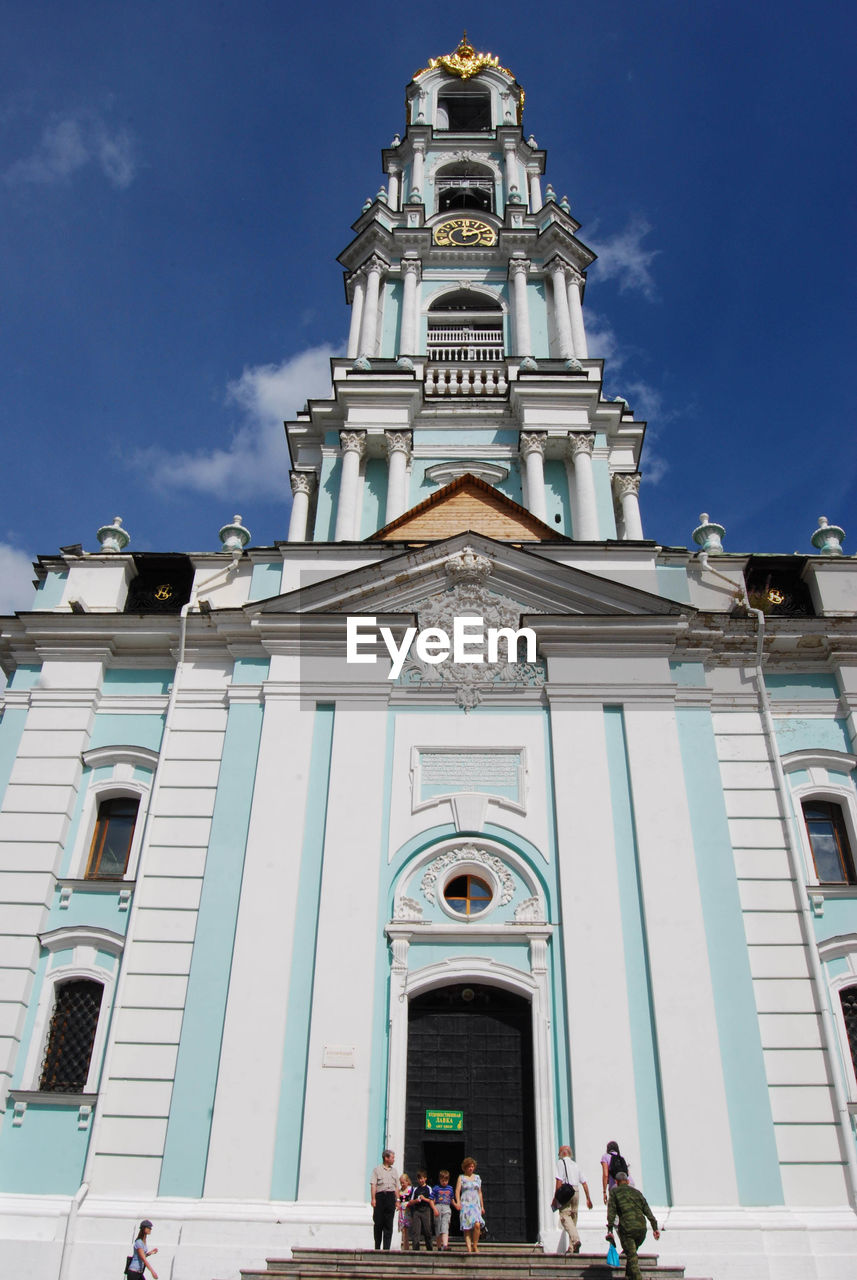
404;984;538;1242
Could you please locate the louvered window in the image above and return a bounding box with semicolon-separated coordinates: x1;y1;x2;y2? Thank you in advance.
39;979;103;1093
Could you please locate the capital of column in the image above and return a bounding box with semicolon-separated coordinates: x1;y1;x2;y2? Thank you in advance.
385;430;412;460
363;253;388;276
290;471;317;497
508;257;531;280
547;255;574;281
412;139;426;156
520;431;547;459
400;257;422;279
346;268;367;303
612;473;641;499
340;430;367;457
567;432;595;459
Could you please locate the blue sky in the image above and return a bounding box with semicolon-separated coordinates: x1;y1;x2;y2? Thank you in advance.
1;0;854;610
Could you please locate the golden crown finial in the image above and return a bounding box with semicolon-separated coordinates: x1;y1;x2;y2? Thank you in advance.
415;37;520;94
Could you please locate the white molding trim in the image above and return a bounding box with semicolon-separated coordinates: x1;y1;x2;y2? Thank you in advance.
782;749;857;775
383;951;557;1246
82;745;160;771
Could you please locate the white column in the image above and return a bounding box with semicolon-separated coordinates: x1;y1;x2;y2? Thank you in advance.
346;272;366;359
287;472;316;542
568;433;598;540
399;258;421;355
622;703;739;1205
384;431;412;525
410;141;426;200
357;256;384;357
503;141;519;204
508;257;532;357
334;430;366;541
549;259;574;359
613;474;644;540
527;167;543;211
547;699;642;1204
566;270;588;358
203;688;316;1196
520;432;548;524
297;699;389;1202
387;164;400;210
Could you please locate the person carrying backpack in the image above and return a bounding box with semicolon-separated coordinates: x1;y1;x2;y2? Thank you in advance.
600;1140;632;1204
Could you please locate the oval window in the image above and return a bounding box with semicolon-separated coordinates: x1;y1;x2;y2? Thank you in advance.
444;873;492;916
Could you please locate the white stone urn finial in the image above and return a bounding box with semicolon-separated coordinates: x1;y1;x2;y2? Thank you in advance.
811;516;845;556
219;514;251;555
692;513;725;553
96;516;131;553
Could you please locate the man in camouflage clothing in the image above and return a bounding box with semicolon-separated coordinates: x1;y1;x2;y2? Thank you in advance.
605;1170;660;1279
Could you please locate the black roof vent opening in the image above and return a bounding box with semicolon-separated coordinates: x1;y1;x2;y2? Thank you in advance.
124;554;194;615
744;556;815;618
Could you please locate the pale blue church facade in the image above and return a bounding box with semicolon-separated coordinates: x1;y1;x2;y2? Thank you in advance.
0;38;856;1280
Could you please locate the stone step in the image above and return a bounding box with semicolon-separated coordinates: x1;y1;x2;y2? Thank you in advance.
237;1245;710;1280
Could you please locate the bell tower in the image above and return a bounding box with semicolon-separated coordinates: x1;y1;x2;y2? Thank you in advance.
286;36;646;545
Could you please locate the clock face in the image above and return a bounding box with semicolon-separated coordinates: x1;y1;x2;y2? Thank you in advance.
433;217;497;248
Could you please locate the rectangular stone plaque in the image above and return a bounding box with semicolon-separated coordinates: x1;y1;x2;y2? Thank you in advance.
417;748;523;807
322;1044;355;1069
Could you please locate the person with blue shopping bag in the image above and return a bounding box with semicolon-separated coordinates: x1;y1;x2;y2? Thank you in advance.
605;1170;659;1279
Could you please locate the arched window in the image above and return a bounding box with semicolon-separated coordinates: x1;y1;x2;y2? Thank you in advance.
437;90;491;132
802;799;856;884
85;795;140;879
435;161;494;214
427;289;504;363
39;978;103;1093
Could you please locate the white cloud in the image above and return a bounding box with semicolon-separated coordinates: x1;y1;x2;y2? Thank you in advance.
584;310;624;367
4;111;136;189
589;217;659;299
139;345;339;501
0;544;36;614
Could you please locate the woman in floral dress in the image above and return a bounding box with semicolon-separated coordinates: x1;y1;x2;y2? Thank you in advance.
454;1156;485;1254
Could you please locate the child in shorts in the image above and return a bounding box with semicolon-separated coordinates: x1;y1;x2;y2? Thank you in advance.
432;1169;455;1250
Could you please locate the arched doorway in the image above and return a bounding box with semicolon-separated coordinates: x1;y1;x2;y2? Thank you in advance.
404;983;539;1242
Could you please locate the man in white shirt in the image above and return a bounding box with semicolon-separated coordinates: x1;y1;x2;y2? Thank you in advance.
554;1144;593;1254
369;1149;400;1250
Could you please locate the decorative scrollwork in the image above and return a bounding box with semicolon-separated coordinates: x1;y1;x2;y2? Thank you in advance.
420;843;515;908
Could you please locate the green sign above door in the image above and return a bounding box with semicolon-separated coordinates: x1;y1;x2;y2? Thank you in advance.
425;1109;464;1131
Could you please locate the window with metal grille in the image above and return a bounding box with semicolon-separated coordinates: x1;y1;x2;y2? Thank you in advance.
841;987;857;1079
802;800;856;884
39;979;103;1093
86;795;139;879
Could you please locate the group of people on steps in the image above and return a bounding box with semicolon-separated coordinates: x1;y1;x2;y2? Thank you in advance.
370;1150;485;1253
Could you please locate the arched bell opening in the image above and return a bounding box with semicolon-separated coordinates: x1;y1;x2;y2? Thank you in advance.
427;288;504;363
435;161;495;215
437;88;492;132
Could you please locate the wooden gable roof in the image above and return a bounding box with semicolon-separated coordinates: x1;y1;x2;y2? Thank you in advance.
370;473;566;543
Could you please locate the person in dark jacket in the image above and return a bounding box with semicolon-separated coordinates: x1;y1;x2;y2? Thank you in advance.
606;1171;660;1279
